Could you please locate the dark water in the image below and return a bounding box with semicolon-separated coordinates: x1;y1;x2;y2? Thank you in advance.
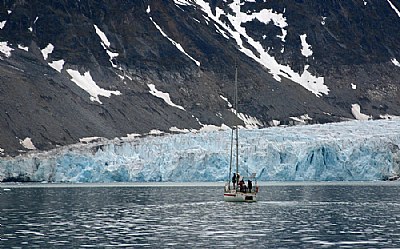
1;182;400;248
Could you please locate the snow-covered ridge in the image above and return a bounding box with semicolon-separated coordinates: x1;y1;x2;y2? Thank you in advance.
1;119;399;182
175;0;328;97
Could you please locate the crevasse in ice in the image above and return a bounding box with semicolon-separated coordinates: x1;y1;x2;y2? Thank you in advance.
1;119;400;182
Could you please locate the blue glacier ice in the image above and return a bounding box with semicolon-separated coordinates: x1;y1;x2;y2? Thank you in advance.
1;119;400;182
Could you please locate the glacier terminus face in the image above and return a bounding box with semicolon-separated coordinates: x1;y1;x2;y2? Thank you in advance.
1;119;400;183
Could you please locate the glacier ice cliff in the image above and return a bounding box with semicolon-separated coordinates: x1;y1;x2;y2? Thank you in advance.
1;120;400;182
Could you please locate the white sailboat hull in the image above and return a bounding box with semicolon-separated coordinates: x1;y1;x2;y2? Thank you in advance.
223;190;257;202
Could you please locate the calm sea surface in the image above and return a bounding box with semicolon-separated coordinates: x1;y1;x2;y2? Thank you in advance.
1;182;400;248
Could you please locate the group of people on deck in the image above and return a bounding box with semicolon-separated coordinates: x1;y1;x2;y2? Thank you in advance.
232;173;253;193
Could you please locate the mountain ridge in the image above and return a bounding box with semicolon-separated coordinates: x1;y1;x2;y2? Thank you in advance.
0;0;399;156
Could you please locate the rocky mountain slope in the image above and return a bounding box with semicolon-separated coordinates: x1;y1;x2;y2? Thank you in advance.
0;0;399;156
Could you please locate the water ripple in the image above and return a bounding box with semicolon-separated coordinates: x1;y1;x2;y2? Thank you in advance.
1;183;400;248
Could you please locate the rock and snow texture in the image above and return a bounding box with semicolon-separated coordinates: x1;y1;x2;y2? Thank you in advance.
40;43;54;60
351;104;371;120
94;24;119;68
148;84;185;111
220;95;263;128
0;21;6;29
48;59;65;72
0;0;399;157
1;119;399;182
176;0;328;97
392;58;400;67
0;41;14;58
66;69;121;104
17;44;29;51
40;43;66;72
387;0;400;18
147;6;201;67
300;34;313;57
22;37;118;104
19;137;36;150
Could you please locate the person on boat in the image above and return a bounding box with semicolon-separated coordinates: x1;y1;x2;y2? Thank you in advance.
232;173;237;189
239;178;245;192
248;180;253;193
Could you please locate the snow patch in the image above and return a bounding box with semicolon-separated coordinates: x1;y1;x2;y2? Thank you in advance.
351;104;370;120
170;127;192;133
237;113;263;128
220;95;232;108
321;16;327;25
41;43;54;60
387;0;400;17
148;84;185;110
66;69;121;104
380;114;400;120
149;129;164;135
220;95;262;128
214;23;230;39
392;58;400;67
121;133;141;140
0;41;14;57
149;16;200;66
189;0;328;97
94;24;119;68
80;137;104;144
200;124;229;132
300;34;313;57
174;0;194;6
270;120;281;126
48;59;65;73
290;114;312;124
94;24;111;47
18;44;29;51
0;21;6;29
20;137;37;150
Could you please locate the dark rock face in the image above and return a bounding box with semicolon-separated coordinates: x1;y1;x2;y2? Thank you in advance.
0;0;399;156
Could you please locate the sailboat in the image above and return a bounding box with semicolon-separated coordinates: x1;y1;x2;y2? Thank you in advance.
223;64;258;202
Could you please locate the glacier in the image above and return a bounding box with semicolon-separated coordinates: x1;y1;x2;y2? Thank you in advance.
1;119;400;182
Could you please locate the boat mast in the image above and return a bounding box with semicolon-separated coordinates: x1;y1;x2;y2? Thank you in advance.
228;126;234;187
234;63;239;179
